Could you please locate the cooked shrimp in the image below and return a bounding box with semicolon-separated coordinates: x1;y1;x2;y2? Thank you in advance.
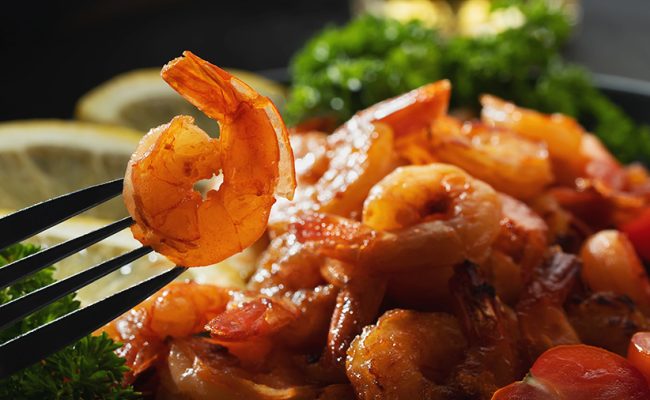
346;309;467;400
206;285;339;359
270;120;396;226
353;79;451;138
529;192;591;253
580;230;650;314
291;184;499;273
99;282;229;383
429;116;553;199
449;263;521;398
270;81;451;226
322;274;387;371
248;233;326;295
123;51;296;266
160;337;324;400
485;194;549;304
480;94;585;180
362;163;501;263
290;131;330;186
515;250;581;364
568;292;650;356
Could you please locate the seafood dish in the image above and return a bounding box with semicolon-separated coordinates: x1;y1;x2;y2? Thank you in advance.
105;52;650;399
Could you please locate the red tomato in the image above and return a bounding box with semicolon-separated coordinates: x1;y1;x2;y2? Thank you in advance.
628;332;650;386
492;345;650;400
621;207;650;262
491;381;555;400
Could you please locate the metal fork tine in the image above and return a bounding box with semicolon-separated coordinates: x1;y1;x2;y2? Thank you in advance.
0;178;124;250
0;217;134;290
0;246;153;331
0;265;187;379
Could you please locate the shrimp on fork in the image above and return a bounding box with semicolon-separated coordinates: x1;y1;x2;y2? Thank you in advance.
124;51;296;266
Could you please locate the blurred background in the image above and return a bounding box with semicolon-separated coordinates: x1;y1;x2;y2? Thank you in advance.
0;0;648;121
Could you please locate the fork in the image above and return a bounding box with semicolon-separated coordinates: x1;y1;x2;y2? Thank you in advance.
0;179;188;379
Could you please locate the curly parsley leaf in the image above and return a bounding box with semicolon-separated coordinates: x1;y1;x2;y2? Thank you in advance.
0;244;139;400
285;0;650;164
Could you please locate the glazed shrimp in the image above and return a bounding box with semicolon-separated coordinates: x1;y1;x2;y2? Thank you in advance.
99;282;229;383
568;292;650;356
290;165;500;273
362;163;501;264
270;80;451;225
160;337;326;400
123;51;296;266
580;230;650;314
449;263;521;399
322;273;387;371
346;309;467;400
515;250;581;364
484;194;549;304
480;95;585;180
429;116;553;199
248;233;326;295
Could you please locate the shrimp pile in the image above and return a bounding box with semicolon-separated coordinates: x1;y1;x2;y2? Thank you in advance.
109;52;650;399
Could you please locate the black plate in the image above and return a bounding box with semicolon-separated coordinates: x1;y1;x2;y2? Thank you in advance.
595;74;650;125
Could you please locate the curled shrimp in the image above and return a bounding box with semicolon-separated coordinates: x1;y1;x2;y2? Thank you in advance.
429;116;553;199
270;81;451;226
361;163;501;264
346;309;467;400
480;94;585;180
290;164;500;273
580;230;650;314
123;51;296;266
99;282;229;383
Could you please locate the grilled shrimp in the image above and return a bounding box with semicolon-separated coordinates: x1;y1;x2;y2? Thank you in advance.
429;116;553;199
515;250;581;364
580;230;650;314
568;292;650;356
290;164;501;272
485;194;549;304
160;337;325;400
123;52;296;266
99;282;230;383
346;310;467;400
361;163;501;264
480;95;586;179
270;81;451;226
449;263;521;399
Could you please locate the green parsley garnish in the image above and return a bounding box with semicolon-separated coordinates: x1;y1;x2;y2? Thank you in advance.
285;0;650;164
0;244;139;400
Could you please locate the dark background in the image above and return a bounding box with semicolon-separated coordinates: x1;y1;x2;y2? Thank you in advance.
0;0;648;121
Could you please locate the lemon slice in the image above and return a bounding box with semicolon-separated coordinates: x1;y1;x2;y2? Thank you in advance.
0;120;142;220
0;208;258;306
75;68;287;132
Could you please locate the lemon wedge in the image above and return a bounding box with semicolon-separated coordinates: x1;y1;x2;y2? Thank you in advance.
0;120;142;220
75;68;287;132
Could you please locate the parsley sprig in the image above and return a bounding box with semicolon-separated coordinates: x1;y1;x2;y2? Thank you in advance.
285;0;650;164
0;244;139;400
